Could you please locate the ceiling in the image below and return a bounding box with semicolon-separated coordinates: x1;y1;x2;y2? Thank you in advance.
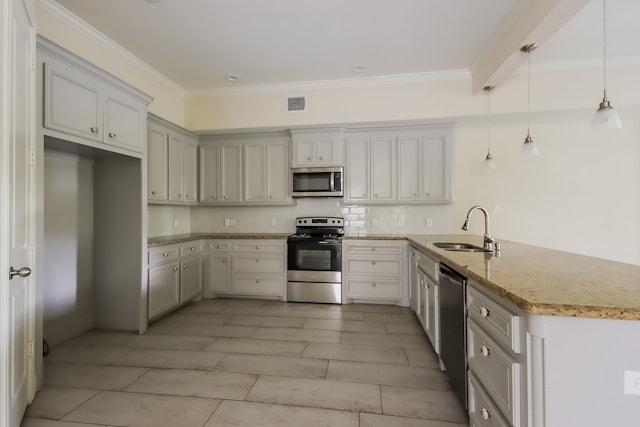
52;0;640;94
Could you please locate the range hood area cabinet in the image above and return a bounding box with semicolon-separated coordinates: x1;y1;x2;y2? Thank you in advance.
198;132;293;206
147;114;198;204
290;128;345;167
345;126;454;205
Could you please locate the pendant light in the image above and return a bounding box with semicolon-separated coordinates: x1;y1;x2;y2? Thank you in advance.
592;0;621;130
483;85;496;169
520;43;539;157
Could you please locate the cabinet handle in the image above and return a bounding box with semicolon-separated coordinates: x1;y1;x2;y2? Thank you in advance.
183;264;188;269
258;195;263;199
222;258;227;263
480;408;491;420
255;258;261;262
191;247;196;252
90;127;99;134
255;245;260;250
151;190;157;195
162;252;169;258
479;306;490;318
217;244;222;249
318;156;323;160
372;283;377;287
371;248;376;251
222;195;227;200
362;193;366;197
374;193;378;197
172;267;178;272
425;192;431;196
268;194;272;199
255;279;261;284
212;195;217;199
108;132;116;139
307;156;312;161
185;194;190;198
371;261;376;265
480;344;491;357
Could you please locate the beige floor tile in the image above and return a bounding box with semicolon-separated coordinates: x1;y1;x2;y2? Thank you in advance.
214;353;328;378
219;306;295;317
340;304;404;314
225;314;305;328
386;321;427;336
326;360;450;389
44;363;147;391
289;309;365;320
405;348;441;368
167;323;257;338
204;400;359;427
123;333;215;350
341;331;432;350
264;301;343;311
360;413;469;427
25;387;99;419
381;386;468;424
126;368;257;399
252;327;341;343
365;312;417;323
246;376;382;413
21;418;104;427
303;318;387;333
302;342;408;365
63;391;220;427
206;337;306;357
113;348;226;370
63;331;131;348
45;346;131;365
162;312;232;325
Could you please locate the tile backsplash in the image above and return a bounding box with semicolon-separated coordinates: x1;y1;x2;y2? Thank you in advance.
150;199;455;237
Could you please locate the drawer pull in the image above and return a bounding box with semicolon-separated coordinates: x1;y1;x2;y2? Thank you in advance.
108;132;116;139
255;279;261;284
481;408;491;420
255;258;261;262
372;283;377;287
480;344;491;357
162;252;169;258
217;244;222;249
172;267;178;272
371;247;376;251
191;247;196;251
183;264;188;269
90;126;99;134
371;261;376;265
151;190;157;195
222;259;227;263
255;245;260;250
479;306;490;318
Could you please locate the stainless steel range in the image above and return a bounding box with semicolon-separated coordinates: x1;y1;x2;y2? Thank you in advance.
287;217;343;304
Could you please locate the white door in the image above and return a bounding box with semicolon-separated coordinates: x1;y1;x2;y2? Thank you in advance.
1;1;36;426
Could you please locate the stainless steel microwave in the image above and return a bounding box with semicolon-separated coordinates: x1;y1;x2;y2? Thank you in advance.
291;167;343;198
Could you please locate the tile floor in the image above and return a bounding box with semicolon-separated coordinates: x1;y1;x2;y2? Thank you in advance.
23;298;469;427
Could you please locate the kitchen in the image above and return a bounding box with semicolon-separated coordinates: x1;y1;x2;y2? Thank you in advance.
2;0;640;426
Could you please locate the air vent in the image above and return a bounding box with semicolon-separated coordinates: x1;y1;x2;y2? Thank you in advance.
287;95;307;112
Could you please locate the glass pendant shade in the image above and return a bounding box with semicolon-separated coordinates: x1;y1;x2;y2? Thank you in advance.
521;133;539;156
591;94;622;130
484;153;496;169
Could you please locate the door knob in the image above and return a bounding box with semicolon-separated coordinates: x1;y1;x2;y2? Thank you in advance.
9;266;31;280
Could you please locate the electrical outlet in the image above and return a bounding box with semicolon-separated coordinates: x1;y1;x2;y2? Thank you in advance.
270;218;277;227
398;218;405;227
624;371;640;395
173;219;180;228
426;218;433;227
371;218;378;227
224;218;231;227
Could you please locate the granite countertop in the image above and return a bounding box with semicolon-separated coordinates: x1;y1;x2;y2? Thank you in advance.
148;233;290;247
406;234;640;321
148;232;640;320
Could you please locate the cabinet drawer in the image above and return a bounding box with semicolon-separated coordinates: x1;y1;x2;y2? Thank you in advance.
467;284;521;353
233;255;284;273
344;241;403;255
148;246;180;265
232;275;284;295
345;258;402;276
468;320;520;426
233;240;285;252
416;250;438;279
180;242;203;257
468;373;511;427
346;278;402;299
208;240;232;252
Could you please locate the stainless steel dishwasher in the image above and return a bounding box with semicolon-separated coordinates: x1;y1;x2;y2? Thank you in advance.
439;263;468;410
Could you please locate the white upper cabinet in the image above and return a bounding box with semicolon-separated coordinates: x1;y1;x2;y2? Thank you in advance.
42;46;149;154
291;128;344;167
345;126;454;204
148;114;198;204
200;133;292;206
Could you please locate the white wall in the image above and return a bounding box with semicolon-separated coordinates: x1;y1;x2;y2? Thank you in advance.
148;205;192;237
43;150;94;345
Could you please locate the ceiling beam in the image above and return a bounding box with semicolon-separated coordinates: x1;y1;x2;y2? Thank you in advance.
470;0;590;94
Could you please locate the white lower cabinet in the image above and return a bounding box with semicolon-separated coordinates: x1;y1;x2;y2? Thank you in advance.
343;240;408;305
467;280;526;427
205;239;286;298
147;242;203;320
413;247;439;353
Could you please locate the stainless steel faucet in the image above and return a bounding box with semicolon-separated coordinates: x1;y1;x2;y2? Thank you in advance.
462;206;496;251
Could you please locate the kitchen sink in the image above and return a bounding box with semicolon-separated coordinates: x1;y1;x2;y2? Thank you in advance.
433;242;491;252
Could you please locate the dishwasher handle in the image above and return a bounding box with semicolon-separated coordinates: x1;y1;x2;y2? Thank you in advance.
439;263;467;284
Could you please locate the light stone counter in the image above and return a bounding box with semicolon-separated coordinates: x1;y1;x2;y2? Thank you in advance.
148;233;290;247
403;234;640;321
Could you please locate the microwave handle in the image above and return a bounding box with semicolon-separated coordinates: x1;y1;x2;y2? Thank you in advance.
330;172;335;192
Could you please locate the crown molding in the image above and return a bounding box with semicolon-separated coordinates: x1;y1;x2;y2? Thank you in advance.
36;0;185;95
185;69;471;98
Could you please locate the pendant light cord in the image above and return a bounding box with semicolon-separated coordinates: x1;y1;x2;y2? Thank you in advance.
602;0;608;98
